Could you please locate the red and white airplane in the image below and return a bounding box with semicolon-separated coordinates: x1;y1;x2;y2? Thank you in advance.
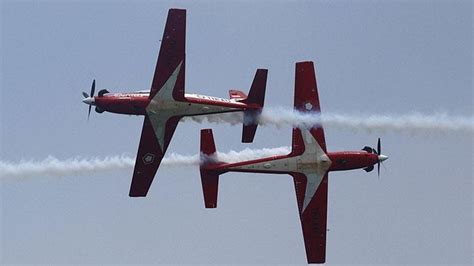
81;9;268;196
199;61;388;264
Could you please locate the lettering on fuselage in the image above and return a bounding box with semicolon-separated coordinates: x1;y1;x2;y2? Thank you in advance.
116;93;149;98
190;94;233;103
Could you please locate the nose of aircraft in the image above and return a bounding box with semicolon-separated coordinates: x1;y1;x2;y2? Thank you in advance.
82;97;95;105
378;154;389;162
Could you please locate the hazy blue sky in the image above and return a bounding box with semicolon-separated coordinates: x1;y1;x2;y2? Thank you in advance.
1;0;472;264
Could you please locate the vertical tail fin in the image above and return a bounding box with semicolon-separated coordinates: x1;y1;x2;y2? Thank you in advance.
241;69;268;143
242;68;268;107
200;129;220;208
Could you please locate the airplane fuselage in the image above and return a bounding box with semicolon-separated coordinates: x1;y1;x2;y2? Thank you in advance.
206;149;382;174
87;91;259;116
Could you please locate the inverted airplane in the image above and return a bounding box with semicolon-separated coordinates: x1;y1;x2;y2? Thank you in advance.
199;61;388;264
81;9;268;196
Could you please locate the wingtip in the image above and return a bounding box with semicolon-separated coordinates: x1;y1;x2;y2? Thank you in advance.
296;61;314;67
128;192;147;198
169;8;186;14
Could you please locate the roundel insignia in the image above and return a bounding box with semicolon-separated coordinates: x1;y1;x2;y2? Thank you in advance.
143;153;155;165
305;102;313;111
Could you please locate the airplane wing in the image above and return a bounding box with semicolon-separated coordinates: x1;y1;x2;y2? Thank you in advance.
129;9;186;197
294;61;327;152
291;172;328;264
149;8;186;101
291;61;329;263
129;114;181;197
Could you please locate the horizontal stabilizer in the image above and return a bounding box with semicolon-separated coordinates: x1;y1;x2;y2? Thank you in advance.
200;129;220;208
200;128;216;157
228;90;247;101
242;111;259;143
200;170;219;208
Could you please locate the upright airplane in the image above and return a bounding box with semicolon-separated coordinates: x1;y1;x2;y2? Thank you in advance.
199;61;388;263
81;9;268;196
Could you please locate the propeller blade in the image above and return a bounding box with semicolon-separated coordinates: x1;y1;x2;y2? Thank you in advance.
378;138;381;177
91;80;96;97
377;161;381;177
377;138;381;155
85;80;96;121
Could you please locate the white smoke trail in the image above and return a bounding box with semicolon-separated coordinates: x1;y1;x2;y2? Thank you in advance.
183;107;474;134
0;147;290;179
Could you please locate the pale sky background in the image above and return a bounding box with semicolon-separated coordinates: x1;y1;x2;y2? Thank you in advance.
1;0;472;265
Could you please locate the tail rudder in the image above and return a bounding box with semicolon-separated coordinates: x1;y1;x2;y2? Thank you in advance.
242;68;268;107
241;68;268;143
200;129;220;208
